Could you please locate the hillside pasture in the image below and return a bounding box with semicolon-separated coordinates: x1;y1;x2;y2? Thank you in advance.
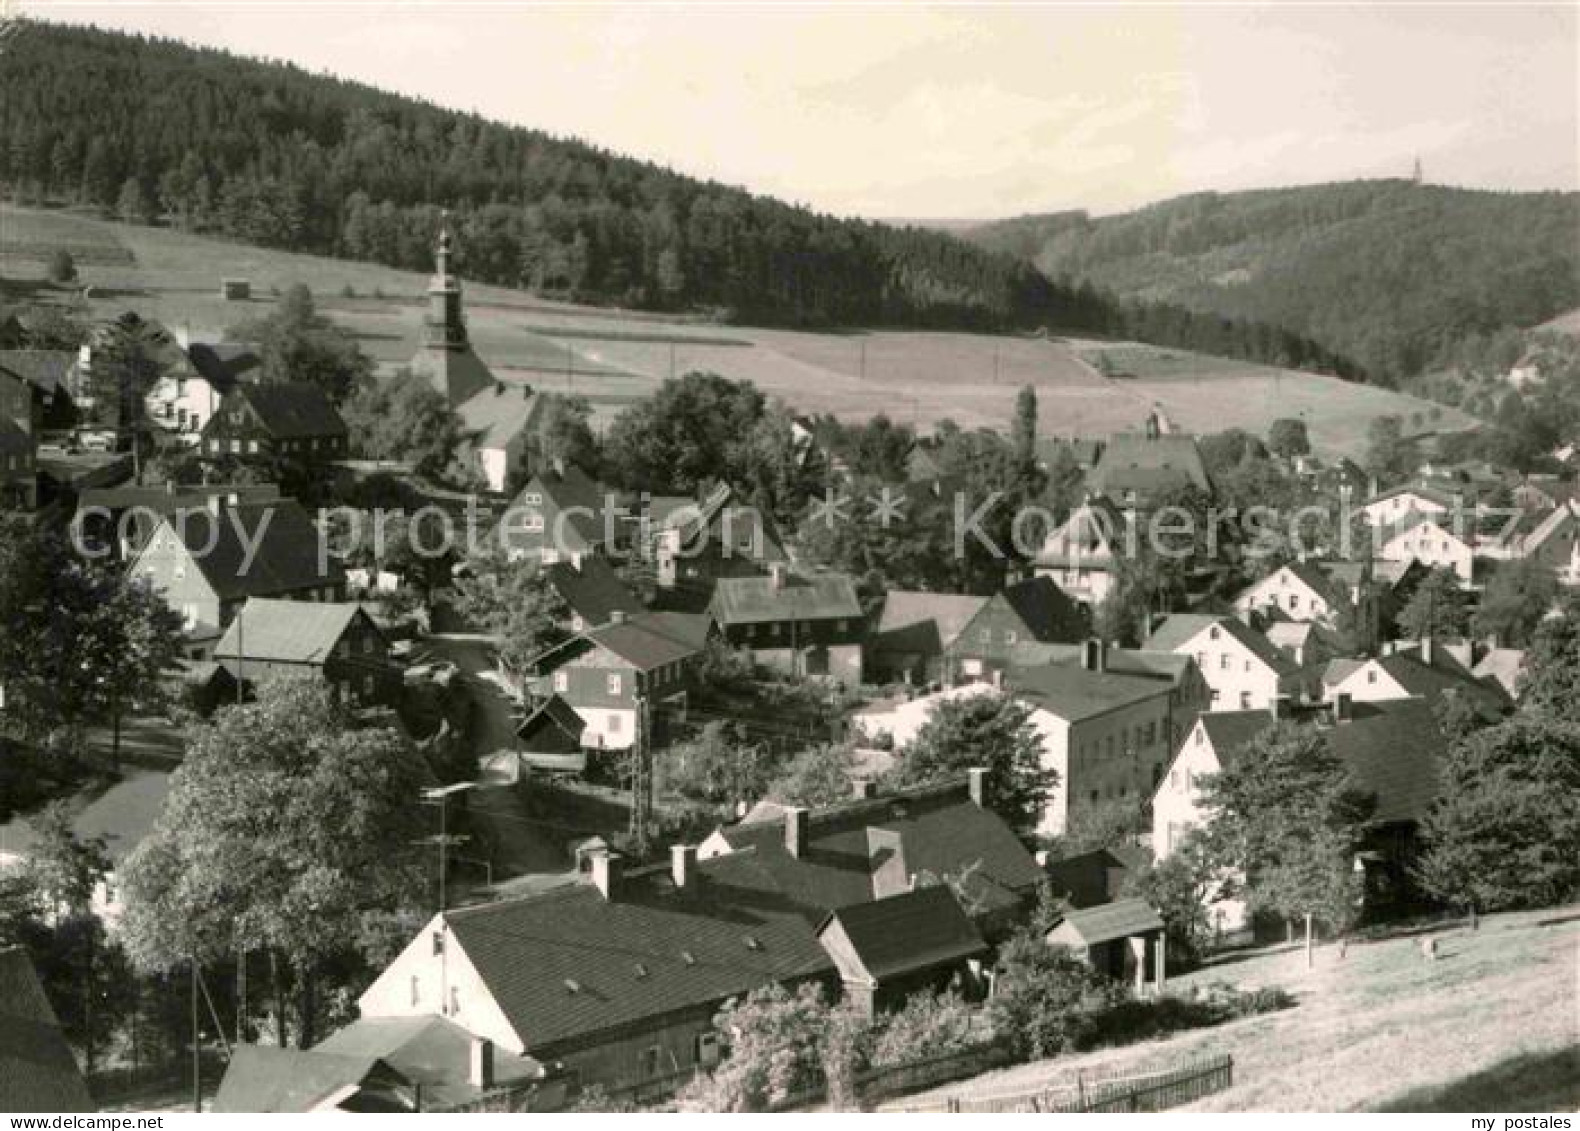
0;204;1475;458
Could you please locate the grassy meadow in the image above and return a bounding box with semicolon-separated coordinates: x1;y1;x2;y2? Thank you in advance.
1;204;1477;458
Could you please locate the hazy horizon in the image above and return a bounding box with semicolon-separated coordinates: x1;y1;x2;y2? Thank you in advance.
26;2;1580;221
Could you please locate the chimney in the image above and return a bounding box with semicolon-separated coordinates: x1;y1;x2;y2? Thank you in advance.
1419;636;1434;666
852;780;877;801
589;849;622;900
1333;691;1353;724
784;807;809;858
769;561;788;591
1382;640;1397;657
670;844;698;891
609;610;626;625
1140;611;1154;642
967;767;988;808
1081;638;1104;672
469;1037;495;1090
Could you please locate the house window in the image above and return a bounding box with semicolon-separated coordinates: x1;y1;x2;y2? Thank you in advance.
247;440;259;454
1366;669;1377;685
607;673;623;696
1209;626;1220;640
1289;594;1299;610
1005;629;1017;645
609;713;623;734
696;1032;721;1067
523;492;542;505
1239;691;1252;709
362;675;375;696
641;1046;661;1078
524;515;544;532
1219;653;1230;670
450;987;460;1015
553;672;569;693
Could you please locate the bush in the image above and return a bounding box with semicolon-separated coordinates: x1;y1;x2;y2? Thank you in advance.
987;935;1128;1059
868;989;980;1068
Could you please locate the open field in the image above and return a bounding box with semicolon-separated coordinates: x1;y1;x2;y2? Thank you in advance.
1;204;1476;459
887;905;1580;1113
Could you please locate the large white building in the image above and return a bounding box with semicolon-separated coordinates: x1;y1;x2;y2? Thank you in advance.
1143;613;1302;713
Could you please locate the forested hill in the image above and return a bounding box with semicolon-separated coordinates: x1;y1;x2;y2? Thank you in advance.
1;23;1358;379
962;181;1580;384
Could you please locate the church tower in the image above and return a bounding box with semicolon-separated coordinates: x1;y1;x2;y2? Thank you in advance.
411;213;494;408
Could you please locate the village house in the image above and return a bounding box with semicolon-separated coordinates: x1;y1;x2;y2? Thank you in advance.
356;846;837;1100
542;553;645;632
73;481;282;559
1262;618;1344;669
699;771;1044;941
815;885;987;1018
1471;647;1526;699
1082;411;1212;506
1046;899;1166;992
200;381;349;463
1033;494;1132;606
1144;612;1304;712
144;335;261;444
494;461;621;563
526;611;713;751
1231;561;1348;624
1153;696;1453;934
640;483;790;610
1375;511;1476;583
709;565;865;682
1321;638;1512;723
867;575;1088;685
211;598;402;706
0;350;80;436
128;497;348;650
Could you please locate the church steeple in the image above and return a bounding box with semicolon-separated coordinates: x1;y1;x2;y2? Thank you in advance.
425;211;467;353
413;212;494;408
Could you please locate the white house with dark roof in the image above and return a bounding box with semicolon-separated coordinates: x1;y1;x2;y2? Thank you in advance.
1033;494;1132;606
1322;638;1511;723
494;462;620;563
1144;613;1302;712
1358;483;1456;529
1231;561;1347;624
1376;513;1475;582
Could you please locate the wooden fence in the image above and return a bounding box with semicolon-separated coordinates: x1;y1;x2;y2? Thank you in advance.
907;1053;1235;1114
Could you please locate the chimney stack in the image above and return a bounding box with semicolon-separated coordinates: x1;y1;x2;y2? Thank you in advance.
1081;638;1108;672
589;848;622;900
670;844;698;891
1333;691;1353;724
784;807;809;858
852;780;877;801
609;610;626;625
967;767;988;808
769;561;788;591
469;1037;495;1090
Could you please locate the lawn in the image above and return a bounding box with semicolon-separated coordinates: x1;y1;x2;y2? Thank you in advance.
1;203;1477;459
885;905;1580;1112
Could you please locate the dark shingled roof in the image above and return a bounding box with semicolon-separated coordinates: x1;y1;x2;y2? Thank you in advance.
1048;898;1164;947
147;500;345;601
0;948;94;1113
313;1015;541;1110
232;382;348;440
442;850;835;1054
720;777;1043;922
1087;434;1211;498
871;591;988;655
710;570;863;626
0;413;31;457
818;885;986;981
1000;575;1090;643
496;464;618;555
213;1045;409;1113
1005;661;1175;722
544;555;643;626
515;694;586;749
0;349;78;398
1376;648;1513;719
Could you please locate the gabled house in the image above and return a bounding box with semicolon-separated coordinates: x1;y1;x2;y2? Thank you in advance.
513;695;588;775
211;598;400;706
815;886;987;1017
1046;899;1166;991
527;611;712;751
213;1044;416;1113
146;337;259;443
74;482;282;559
1321;639;1512;723
709;565;865;682
311;1015;548;1111
867;591;988;684
1033;494;1132;606
1153;696;1453;937
1084;413;1212;505
1358;482;1457;529
1144;613;1303;712
0;350;80;436
494;462;620;563
128;498;347;647
642;483;789;609
356;847;837;1099
1231;561;1348;625
1502;501;1580;576
0;948;94;1112
699;772;1044;940
1041;844;1150;910
1262;619;1343;669
200;382;349;462
542;554;644;633
1376;512;1475;583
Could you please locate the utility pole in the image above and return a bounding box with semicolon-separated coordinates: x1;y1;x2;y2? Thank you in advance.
629;695;652;857
191;956;202;1113
419;783;475;914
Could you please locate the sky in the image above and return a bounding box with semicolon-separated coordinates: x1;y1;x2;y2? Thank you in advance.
27;2;1580;220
